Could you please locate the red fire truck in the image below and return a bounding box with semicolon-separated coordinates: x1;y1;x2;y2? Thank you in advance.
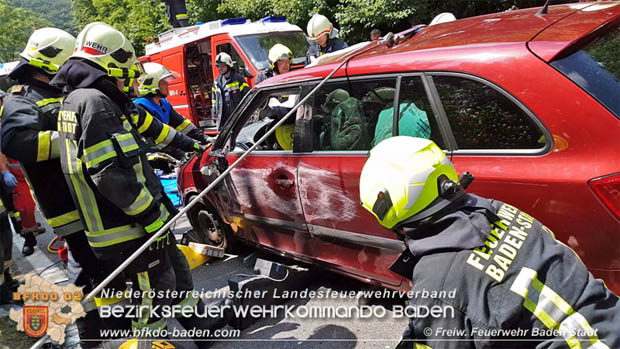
140;17;308;130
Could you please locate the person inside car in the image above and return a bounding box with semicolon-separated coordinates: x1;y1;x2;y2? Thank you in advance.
364;87;431;146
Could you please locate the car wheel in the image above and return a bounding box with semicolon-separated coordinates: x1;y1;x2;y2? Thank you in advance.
186;196;232;251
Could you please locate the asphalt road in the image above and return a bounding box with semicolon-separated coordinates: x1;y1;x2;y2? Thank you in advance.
6;212;407;349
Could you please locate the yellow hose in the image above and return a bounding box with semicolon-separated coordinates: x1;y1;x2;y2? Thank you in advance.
47;236;64;254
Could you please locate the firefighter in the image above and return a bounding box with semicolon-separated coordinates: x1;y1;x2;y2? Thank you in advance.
122;74;208;160
255;44;293;85
0;27;107;346
359;136;620;349
51;22;228;347
212;52;249;130
0;156;16;305
162;0;189;28
305;14;348;65
134;62;207;144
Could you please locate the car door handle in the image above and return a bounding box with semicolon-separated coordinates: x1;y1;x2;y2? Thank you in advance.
276;178;294;188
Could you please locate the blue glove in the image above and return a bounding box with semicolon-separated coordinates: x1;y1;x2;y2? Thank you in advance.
1;171;17;187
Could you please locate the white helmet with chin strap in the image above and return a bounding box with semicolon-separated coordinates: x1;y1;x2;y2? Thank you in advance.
137;62;179;96
307;14;339;41
72;22;143;79
20;28;75;74
215;52;234;69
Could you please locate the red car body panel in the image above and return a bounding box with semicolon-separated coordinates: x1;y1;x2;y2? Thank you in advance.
179;3;620;293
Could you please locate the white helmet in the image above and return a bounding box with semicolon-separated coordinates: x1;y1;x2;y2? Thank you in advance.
429;12;457;26
268;44;292;67
215;52;234;69
72;22;143;79
20;28;75;74
307;14;337;41
137;62;179;96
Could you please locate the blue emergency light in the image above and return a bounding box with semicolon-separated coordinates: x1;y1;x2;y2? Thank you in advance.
262;16;287;23
222;18;247;25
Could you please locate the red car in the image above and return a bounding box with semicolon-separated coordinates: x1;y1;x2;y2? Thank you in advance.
179;2;620;293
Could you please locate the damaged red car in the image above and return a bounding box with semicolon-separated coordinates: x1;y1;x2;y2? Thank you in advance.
179;2;620;293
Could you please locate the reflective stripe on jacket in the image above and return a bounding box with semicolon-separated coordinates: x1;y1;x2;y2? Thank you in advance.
0;82;83;237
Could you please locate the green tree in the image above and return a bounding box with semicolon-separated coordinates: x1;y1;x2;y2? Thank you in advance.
71;0;170;56
11;0;77;34
0;0;52;62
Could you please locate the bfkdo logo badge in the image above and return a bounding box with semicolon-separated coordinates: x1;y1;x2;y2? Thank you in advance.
23;306;48;337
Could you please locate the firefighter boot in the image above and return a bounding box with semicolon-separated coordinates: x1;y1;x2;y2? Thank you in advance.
21;232;37;256
76;308;104;348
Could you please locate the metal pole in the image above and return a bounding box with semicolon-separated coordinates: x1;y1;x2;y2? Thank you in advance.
30;39;381;349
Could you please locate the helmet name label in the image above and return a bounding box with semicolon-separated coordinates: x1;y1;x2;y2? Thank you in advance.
84;41;109;54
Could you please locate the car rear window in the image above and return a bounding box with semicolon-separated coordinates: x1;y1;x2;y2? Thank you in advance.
433;76;546;150
551;27;620;119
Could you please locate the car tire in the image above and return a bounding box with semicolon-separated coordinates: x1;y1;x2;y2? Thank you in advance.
186;195;235;253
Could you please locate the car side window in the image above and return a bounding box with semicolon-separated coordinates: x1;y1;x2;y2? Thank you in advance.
231;88;300;152
380;76;440;148
311;79;397;151
433;76;546;150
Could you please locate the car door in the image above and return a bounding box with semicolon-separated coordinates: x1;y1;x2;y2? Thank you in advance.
221;85;312;259
297;75;450;287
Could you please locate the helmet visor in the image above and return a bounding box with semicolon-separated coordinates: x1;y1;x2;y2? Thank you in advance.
161;67;181;83
110;47;135;64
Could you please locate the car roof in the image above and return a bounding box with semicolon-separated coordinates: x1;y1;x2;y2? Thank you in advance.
258;2;620;87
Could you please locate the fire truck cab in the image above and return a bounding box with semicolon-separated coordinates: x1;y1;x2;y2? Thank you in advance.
141;17;308;130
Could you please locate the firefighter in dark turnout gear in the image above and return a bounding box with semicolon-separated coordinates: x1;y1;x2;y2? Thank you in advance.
360;137;620;349
0;28;106;346
305;14;348;65
212;52;249;130
134;62;207;144
51;22;228;347
162;0;189;28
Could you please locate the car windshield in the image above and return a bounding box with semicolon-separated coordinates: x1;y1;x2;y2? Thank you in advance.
235;31;309;71
551;27;620;119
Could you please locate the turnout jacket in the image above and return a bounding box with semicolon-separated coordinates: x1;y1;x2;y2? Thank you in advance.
400;194;620;348
133;97;206;144
128;102;198;153
305;38;348;65
212;71;248;130
53;64;170;258
0;80;83;237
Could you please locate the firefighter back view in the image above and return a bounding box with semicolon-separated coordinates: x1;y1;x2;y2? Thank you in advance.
359;136;620;348
0;27;108;346
51;22;228;347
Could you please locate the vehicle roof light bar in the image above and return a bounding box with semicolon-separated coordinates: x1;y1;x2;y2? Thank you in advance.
222;17;248;25
262;16;287;23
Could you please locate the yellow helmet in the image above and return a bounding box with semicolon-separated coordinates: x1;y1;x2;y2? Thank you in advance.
20;28;75;74
137;62;179;96
268;44;292;67
359;137;461;229
72;22;143;79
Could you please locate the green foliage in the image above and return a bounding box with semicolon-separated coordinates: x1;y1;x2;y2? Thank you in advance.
12;0;76;34
0;0;52;62
71;0;171;56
